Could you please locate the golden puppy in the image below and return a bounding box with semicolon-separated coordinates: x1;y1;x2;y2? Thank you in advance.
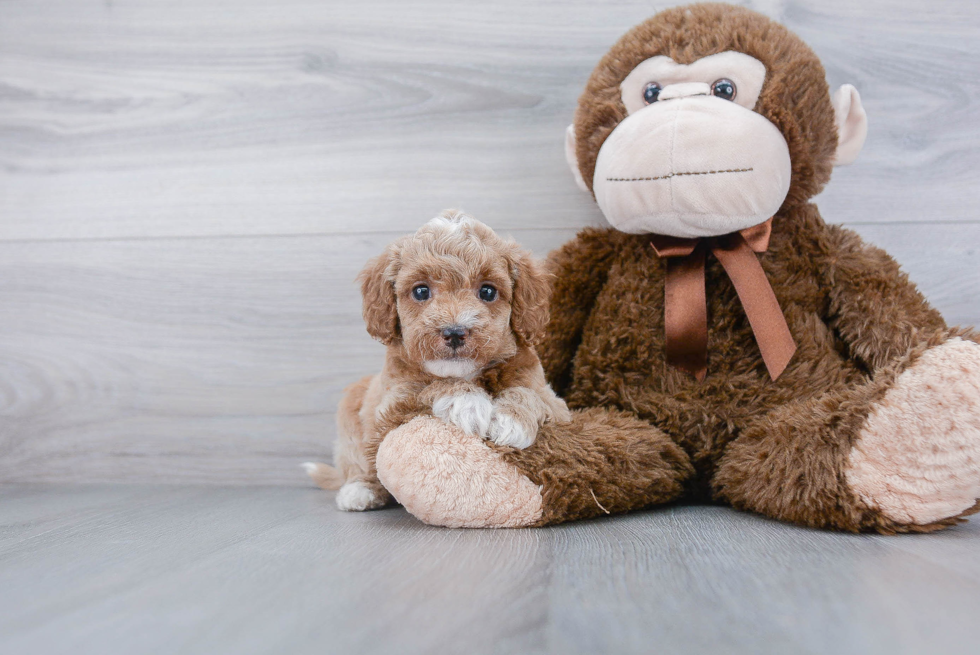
304;210;571;511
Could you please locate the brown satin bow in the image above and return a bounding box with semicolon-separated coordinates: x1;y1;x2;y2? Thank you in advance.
650;217;796;382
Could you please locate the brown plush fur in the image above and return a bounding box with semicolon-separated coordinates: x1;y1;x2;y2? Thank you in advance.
501;408;694;525
530;207;974;531
308;211;568;506
517;4;977;532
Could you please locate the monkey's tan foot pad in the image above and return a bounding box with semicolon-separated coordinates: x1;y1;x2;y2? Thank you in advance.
847;338;980;525
376;416;543;528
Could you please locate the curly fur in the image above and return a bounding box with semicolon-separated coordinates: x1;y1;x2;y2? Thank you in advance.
306;211;569;509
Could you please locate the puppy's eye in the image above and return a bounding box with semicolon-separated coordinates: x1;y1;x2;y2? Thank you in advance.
412;284;430;301
643;82;662;105
478;284;497;302
710;78;736;101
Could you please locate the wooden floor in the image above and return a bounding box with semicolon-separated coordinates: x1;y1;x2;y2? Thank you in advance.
1;484;979;655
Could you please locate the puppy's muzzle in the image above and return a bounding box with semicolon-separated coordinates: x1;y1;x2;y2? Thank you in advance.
441;325;468;351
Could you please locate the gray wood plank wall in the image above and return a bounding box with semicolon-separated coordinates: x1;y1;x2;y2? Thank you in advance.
1;0;978;485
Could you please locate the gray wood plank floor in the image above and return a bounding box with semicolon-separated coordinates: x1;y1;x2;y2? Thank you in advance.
1;485;978;655
2;0;980;484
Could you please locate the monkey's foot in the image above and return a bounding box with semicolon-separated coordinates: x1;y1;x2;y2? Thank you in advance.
846;338;980;526
377;409;692;528
376;416;544;528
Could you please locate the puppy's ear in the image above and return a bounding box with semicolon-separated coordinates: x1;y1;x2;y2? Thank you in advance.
509;250;552;347
357;243;401;345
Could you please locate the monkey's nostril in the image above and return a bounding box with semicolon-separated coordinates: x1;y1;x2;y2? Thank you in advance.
442;325;467;350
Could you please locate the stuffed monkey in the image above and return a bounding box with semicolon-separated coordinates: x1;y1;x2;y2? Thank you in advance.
373;3;980;533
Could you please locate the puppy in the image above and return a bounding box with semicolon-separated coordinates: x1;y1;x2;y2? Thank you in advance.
303;210;571;511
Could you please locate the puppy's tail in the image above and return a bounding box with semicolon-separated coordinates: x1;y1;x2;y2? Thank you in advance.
301;462;345;490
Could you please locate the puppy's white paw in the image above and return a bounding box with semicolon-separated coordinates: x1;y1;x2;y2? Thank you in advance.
432;391;493;437
488;411;536;450
336;481;385;512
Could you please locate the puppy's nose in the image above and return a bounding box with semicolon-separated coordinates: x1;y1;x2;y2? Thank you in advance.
441;325;467;350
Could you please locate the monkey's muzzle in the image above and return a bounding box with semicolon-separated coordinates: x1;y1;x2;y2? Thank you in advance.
592;95;792;238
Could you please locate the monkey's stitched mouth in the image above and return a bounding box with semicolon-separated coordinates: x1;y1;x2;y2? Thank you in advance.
606;167;753;182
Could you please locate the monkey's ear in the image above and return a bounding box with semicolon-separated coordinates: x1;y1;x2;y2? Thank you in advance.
509;251;552;347
565;124;590;192
832;84;868;166
357;245;400;345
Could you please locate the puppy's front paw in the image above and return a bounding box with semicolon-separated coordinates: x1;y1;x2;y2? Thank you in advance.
432;391;494;437
488;410;536;449
336;481;386;512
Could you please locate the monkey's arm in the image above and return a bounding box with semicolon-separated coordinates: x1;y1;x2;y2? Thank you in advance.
823;224;951;372
539;227;619;395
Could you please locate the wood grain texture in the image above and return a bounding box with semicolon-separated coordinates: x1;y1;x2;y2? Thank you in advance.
1;0;979;483
1;486;979;655
1;0;978;240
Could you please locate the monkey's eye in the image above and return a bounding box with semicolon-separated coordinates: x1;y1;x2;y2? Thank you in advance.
478;284;497;302
642;82;662;105
412;284;430;301
711;79;737;101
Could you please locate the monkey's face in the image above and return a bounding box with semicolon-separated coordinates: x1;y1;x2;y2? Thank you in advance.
591;52;791;238
565;5;868;239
